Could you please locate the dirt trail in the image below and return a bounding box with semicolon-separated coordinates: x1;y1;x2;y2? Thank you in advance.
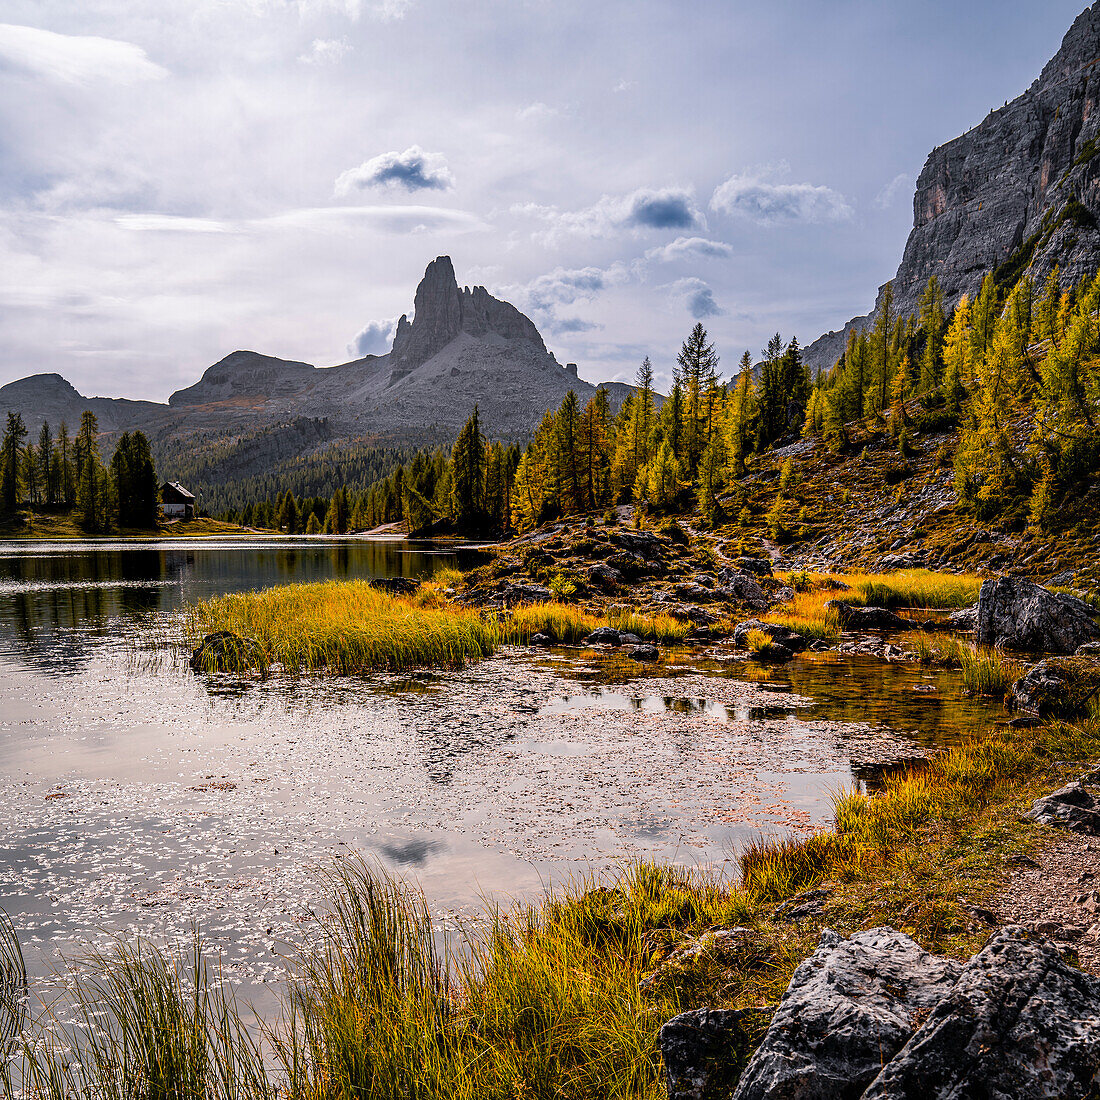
992;831;1100;973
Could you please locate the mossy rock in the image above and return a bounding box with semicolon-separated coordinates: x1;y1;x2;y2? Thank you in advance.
1010;657;1100;716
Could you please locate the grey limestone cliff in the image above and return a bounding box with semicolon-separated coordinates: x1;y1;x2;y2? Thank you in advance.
808;3;1100;371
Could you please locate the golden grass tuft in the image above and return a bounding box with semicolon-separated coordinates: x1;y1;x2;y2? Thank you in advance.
907;632;1028;696
186;580;498;674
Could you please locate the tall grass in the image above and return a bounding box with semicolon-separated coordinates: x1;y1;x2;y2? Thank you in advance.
907;632;1027;696
843;570;980;610
0;910;25;1068
762;591;841;641
186;581;498;674
502;604;691;645
9;936;270;1100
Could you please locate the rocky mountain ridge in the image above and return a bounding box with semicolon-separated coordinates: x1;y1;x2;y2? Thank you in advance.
0;257;639;497
808;2;1100;371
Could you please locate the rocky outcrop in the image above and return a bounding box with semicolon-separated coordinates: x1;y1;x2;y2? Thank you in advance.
389;256;547;378
861;927;1100;1100
808;4;1100;371
727;927;962;1100
1029;767;1100;834
670;925;1100;1100
732;620;807;652
976;576;1100;653
1010;656;1100;715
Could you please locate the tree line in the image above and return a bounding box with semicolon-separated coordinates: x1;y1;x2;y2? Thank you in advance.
1;411;160;532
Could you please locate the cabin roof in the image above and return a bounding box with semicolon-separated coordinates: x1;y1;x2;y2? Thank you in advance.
160;481;195;502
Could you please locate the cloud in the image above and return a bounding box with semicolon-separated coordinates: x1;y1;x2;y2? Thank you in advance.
288;0;412;20
668;277;721;318
516;101;557;121
645;235;734;263
613;79;636;93
335;146;454;195
518;263;630;311
0;23;168;85
348;317;397;356
298;37;352;64
874;172;914;210
259;204;483;233
521;186;704;245
548;316;600;334
711;165;852;226
116;214;231;233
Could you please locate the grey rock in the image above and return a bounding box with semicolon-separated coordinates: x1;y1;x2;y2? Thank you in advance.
583;626;622;647
502;583;552;605
1078;641;1100;657
611;530;666;559
675;582;720;603
628;644;659;663
1011;657;1100;716
530;633;554;647
370;576;420;596
946;603;978;631
771;887;832;924
731;927;963;1100
734;556;773;577
806;5;1100;373
715;570;770;610
862;927;1100;1100
733;620;807;652
661;1007;768;1100
1029;767;1100;835
588;562;623;592
976;576;1100;654
824;601;907;632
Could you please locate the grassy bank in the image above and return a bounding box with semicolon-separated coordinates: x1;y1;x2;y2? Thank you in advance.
185;580;695;675
7;712;1099;1098
0;508;250;540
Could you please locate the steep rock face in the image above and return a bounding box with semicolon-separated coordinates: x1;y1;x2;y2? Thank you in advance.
808;3;1100;371
389;256;547;379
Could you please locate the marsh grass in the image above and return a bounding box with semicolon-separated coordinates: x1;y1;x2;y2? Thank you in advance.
186;581;498;674
844;570;980;610
7;936;269;1100
502;604;691;646
762;591;841;641
0;910;25;1067
907;632;1027;696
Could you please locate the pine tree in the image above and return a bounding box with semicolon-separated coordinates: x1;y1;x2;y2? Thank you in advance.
676;323;719;475
1;412;27;512
450;405;487;529
917;276;946;393
37;421;54;505
756;333;786;448
728;353;757;475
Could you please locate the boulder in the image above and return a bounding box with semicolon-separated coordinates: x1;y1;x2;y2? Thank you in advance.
1078;641;1100;657
1028;767;1100;835
734;556;773;577
1010;657;1100;716
501;583;552;604
975;576;1100;654
824;601;907;632
946;603;978;631
715;570;769;610
189;631;264;674
862;927;1100;1100
661;1007;769;1100
588;562;622;592
611;529;665;559
583;626;622;647
733;620;807;652
628;644;659;662
530;633;554;647
675;582;719;604
730;927;962;1100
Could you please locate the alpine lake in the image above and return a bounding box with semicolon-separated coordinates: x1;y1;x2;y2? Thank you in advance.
0;537;1008;1011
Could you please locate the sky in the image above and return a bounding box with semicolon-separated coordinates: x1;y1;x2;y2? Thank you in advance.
0;0;1090;400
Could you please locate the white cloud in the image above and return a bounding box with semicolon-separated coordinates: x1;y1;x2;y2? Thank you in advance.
348;317;397;356
285;0;412;20
645;236;733;263
613;79;636;93
335;146;455;195
667;276;721;318
259;204;484;233
874;172;914;210
116;214;231;233
711;165;852;226
516;101;558;122
298;36;352;64
0;23;168;85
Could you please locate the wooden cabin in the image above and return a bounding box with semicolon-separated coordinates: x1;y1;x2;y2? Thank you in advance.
160;481;196;519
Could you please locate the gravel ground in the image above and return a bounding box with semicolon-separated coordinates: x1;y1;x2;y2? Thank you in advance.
992;831;1100;974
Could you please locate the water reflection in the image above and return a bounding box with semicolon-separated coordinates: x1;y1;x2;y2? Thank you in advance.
0;539;474;675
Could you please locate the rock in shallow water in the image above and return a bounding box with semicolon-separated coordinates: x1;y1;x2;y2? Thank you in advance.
823;601;907;632
976;576;1100;654
1010;657;1100;717
189;631;264;673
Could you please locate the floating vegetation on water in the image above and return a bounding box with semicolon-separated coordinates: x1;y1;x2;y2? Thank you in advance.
906;633;1028;696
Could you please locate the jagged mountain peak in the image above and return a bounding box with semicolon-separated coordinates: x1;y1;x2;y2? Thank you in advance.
390;256;546;375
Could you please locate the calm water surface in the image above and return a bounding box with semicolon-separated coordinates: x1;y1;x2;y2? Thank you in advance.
0;539;1006;998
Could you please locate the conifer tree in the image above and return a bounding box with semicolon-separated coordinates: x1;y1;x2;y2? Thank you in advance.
1;412;27;512
450;405;487;529
917;276;946;393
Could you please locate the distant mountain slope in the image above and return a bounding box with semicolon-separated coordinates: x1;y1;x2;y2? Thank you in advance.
0;257;645;505
808;2;1100;370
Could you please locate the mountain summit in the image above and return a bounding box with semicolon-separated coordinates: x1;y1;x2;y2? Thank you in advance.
808;2;1100;369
